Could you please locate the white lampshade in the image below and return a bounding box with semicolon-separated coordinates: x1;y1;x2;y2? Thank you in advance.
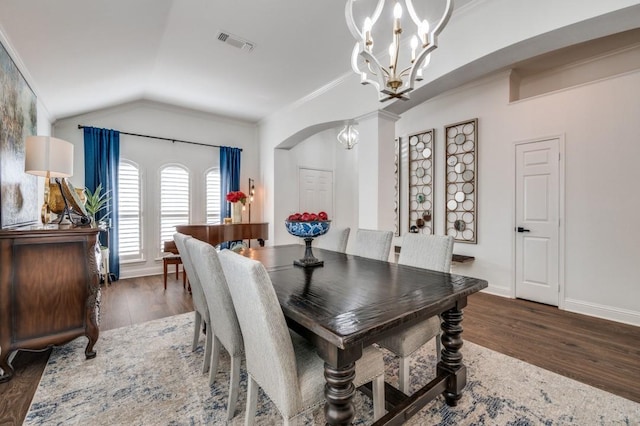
24;136;73;178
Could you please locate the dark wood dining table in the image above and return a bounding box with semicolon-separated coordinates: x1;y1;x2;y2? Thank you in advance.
238;244;488;425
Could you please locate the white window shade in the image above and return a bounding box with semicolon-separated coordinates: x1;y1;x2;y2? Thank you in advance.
160;165;190;252
118;161;142;260
206;169;221;224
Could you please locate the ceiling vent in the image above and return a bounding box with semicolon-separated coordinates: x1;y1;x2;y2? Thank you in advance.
216;31;255;52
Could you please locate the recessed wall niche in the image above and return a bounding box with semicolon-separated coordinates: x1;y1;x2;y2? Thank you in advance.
408;129;434;235
444;119;477;244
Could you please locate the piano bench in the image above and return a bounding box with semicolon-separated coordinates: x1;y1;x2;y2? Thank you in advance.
163;254;186;290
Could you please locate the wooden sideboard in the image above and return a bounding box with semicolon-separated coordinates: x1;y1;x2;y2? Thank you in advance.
0;227;101;382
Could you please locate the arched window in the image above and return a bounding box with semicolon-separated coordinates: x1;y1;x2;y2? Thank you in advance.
205;168;221;224
160;165;190;251
118;160;142;260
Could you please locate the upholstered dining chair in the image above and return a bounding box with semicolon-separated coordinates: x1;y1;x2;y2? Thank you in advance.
352;228;393;261
378;233;454;394
173;233;212;374
315;226;350;253
218;250;386;425
185;238;244;421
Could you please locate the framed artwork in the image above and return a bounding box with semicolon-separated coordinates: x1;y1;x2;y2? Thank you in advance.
408;129;434;235
0;40;38;229
444;118;478;243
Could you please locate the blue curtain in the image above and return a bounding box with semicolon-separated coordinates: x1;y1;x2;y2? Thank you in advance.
219;146;242;220
84;127;120;280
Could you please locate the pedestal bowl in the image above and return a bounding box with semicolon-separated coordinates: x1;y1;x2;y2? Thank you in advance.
285;220;331;267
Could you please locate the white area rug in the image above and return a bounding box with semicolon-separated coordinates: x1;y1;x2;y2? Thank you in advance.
25;313;640;425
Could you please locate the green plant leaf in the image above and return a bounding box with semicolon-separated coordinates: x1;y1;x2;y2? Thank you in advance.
84;184;112;218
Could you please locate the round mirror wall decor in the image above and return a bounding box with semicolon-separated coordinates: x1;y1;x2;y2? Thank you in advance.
444;118;478;244
408;129;435;235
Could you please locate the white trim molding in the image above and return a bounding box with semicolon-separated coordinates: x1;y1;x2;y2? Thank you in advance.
564;298;640;327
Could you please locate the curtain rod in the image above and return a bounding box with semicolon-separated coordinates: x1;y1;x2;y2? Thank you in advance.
77;125;242;151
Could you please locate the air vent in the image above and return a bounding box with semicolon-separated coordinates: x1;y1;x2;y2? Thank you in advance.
216;31;255;52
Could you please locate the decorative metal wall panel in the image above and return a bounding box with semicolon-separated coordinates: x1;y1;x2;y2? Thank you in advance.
444;119;477;243
394;137;400;237
408;129;434;235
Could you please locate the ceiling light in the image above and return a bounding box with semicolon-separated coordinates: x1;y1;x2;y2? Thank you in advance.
337;123;360;150
345;0;453;101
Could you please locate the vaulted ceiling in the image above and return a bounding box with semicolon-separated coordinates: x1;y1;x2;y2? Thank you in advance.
0;1;638;124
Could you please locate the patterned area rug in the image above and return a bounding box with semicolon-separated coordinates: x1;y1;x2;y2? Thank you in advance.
25;313;639;425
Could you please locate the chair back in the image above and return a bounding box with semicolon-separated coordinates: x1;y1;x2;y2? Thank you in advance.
353;229;393;261
173;233;208;319
315;227;350;253
218;250;301;416
185;239;243;357
398;233;454;273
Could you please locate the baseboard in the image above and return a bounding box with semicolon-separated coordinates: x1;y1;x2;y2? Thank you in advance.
480;285;512;298
119;266;165;280
564;298;640;327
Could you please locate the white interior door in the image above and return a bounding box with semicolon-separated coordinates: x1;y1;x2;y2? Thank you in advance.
515;138;560;306
299;168;333;217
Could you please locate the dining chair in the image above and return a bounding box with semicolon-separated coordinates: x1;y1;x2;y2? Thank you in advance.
185;238;244;421
162;240;186;289
315;226;350;253
352;228;393;261
173;233;212;374
218;250;386;425
377;233;454;394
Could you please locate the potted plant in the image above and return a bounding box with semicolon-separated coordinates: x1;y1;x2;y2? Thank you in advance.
84;184;111;228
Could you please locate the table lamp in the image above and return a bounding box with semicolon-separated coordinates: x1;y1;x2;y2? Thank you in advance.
24;136;74;223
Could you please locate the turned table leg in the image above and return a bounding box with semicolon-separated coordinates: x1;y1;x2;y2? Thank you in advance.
438;306;466;406
324;361;356;425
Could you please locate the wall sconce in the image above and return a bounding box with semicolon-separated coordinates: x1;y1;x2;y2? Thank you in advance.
24;136;74;223
247;177;255;223
337;123;360;150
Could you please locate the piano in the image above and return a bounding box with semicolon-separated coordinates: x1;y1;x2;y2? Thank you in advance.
164;222;269;254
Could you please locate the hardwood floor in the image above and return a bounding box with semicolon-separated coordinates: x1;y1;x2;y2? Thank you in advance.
0;274;193;426
1;276;638;424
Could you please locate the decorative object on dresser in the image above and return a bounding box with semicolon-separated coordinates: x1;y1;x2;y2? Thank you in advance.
0;40;38;229
23;136;74;224
0;227;101;382
445;118;478;243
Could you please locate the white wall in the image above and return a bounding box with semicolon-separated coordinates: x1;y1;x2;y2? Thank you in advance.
259;0;640;251
273;127;368;251
53;100;258;278
396;69;640;326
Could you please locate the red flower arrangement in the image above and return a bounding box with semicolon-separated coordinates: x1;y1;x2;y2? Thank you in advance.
226;191;247;205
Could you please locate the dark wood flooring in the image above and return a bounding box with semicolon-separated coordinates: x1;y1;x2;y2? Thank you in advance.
1;275;638;424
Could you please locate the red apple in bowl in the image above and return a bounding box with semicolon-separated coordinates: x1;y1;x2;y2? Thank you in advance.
318;211;328;220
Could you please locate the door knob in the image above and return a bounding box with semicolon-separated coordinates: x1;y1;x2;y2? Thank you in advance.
516;227;530;233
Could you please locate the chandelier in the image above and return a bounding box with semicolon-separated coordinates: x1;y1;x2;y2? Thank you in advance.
345;0;453;101
337;123;360;149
